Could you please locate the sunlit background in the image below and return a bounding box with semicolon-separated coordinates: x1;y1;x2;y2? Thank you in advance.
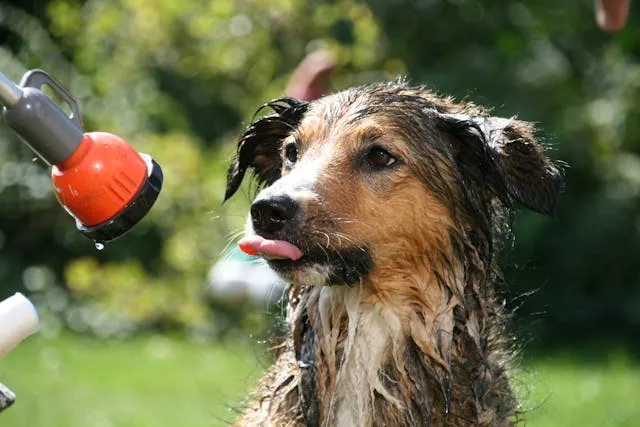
0;0;638;425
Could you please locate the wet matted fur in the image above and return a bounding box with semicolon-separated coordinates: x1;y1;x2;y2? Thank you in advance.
224;81;563;426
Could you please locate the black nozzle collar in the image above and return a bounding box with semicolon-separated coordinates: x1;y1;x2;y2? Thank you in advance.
77;157;163;242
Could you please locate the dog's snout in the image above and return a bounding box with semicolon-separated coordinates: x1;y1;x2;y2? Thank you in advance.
250;195;299;235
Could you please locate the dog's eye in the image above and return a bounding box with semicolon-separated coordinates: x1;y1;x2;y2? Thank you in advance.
367;147;396;168
285;143;298;164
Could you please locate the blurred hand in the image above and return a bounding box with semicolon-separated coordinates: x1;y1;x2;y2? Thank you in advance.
596;0;629;32
285;50;336;102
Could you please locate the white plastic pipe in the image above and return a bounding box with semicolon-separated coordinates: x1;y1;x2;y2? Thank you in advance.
0;293;39;358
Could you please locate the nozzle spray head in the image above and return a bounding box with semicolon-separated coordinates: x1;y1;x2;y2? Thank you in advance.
52;132;163;242
0;70;163;242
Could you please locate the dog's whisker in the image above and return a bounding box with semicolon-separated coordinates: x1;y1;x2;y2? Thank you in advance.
312;240;331;264
331;217;357;222
308;231;356;266
309;230;332;250
226;229;245;241
330;231;359;247
217;230;246;259
309;229;362;250
331;217;361;226
224;229;245;246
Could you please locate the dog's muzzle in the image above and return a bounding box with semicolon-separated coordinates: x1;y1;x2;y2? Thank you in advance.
242;192;374;286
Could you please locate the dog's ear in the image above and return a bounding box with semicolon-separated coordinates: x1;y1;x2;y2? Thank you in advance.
225;98;308;201
438;113;564;215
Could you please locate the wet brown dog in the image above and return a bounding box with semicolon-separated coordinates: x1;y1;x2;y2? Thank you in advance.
225;81;563;426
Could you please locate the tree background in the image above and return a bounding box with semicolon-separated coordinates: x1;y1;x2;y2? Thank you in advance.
0;0;638;351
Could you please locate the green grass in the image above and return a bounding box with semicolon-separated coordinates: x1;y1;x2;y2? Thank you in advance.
1;334;638;426
0;334;264;427
518;349;640;426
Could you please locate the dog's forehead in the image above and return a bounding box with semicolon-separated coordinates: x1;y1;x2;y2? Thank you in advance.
293;90;404;145
307;91;369;126
290;89;453;160
313;87;400;124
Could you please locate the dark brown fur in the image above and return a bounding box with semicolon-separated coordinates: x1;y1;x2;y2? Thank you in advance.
225;81;563;426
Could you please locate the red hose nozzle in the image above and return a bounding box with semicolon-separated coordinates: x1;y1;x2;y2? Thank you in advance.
0;70;163;242
53;132;163;242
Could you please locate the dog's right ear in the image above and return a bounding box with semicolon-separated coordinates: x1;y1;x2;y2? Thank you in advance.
225;98;308;201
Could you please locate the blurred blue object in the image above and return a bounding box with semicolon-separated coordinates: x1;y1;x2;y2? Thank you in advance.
207;247;284;305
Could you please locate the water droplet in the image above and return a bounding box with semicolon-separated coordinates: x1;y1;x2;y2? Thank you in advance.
94;242;105;251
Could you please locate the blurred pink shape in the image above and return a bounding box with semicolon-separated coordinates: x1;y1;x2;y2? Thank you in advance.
285;50;336;102
596;0;629;33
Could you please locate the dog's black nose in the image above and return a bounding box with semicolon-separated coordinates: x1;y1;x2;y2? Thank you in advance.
250;195;298;235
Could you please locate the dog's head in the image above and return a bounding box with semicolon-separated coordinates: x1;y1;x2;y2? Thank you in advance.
225;82;563;288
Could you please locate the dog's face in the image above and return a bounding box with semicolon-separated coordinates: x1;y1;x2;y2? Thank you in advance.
226;82;563;288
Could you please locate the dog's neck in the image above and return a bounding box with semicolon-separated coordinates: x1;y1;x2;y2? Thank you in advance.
288;261;517;427
290;285;386;426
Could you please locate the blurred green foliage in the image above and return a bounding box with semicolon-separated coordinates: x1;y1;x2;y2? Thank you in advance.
0;0;638;348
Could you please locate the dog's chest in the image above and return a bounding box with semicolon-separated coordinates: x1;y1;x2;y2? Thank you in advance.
335;311;392;426
316;297;402;426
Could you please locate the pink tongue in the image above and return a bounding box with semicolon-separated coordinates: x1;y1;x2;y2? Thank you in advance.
238;235;304;260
